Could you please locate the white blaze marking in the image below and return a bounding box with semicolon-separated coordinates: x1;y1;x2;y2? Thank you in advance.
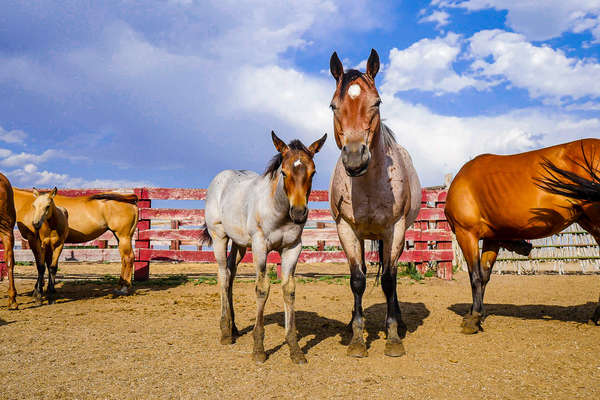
294;159;302;168
348;84;361;99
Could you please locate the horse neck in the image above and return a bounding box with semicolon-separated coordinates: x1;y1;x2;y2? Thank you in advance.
46;201;58;227
365;123;388;176
262;169;290;220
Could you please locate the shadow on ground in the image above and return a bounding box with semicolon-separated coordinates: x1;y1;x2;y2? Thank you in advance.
2;275;191;310
448;302;598;323
237;301;430;358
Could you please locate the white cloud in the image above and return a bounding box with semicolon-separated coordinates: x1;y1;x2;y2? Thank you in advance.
0;149;61;167
468;29;600;102
232;57;600;186
6;163;151;188
419;10;451;29
435;0;600;42
0;126;26;144
381;33;487;95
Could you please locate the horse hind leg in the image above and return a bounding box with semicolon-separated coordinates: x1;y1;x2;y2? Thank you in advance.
228;243;245;337
213;235;236;345
455;229;486;334
114;229;136;296
577;218;600;325
1;231;17;309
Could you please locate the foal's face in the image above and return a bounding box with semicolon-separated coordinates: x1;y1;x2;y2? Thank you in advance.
271;131;327;224
329;49;381;177
31;187;57;230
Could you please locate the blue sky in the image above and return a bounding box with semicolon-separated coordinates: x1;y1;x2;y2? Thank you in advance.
0;0;599;189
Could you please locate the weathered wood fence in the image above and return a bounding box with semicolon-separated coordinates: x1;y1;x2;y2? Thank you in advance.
0;187;455;280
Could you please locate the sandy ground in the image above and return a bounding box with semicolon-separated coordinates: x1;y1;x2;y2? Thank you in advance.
0;263;599;399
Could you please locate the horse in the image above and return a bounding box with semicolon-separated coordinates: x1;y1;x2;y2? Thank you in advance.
444;138;600;333
14;188;138;301
204;131;326;364
328;49;422;357
0;173;16;309
16;188;69;304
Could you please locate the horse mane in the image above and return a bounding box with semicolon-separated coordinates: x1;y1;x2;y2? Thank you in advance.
340;69;367;99
535;142;600;202
380;123;398;149
263;140;310;179
88;193;138;204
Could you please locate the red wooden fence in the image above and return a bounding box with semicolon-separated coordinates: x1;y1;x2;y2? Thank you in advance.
0;187;454;280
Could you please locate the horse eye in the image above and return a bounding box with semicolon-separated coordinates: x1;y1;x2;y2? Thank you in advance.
329;103;336;111
373;99;382;108
281;170;287;177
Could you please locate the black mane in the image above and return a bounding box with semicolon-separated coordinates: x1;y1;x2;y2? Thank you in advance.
340;69;367;99
263;139;310;178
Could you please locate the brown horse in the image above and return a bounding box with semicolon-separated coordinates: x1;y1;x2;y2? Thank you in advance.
14;189;138;303
0;173;16;309
445;138;600;333
329;50;422;357
17;188;69;304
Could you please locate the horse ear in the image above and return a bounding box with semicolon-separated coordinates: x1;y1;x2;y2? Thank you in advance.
308;133;327;156
32;188;39;198
50;187;57;198
366;48;380;79
271;131;288;154
330;52;343;82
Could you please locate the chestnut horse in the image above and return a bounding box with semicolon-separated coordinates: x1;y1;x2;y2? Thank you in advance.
17;188;69;304
0;173;16;309
445;139;600;333
204;131;326;364
14;188;138;304
329;49;422;357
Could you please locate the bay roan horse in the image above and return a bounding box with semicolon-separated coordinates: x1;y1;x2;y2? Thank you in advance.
16;188;69;304
329;49;422;357
445;138;600;334
14;188;138;302
204;131;326;364
0;173;17;309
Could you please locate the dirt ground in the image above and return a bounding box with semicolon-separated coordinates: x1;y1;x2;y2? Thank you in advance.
1;263;599;399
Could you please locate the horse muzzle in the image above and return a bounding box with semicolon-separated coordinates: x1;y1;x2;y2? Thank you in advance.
342;143;370;177
289;206;308;224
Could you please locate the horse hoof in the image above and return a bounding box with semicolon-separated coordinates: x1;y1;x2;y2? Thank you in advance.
7;302;18;310
461;323;480;334
347;342;368;358
113;287;129;296
290;349;307;364
252;351;267;363
220;335;234;345
384;341;406;357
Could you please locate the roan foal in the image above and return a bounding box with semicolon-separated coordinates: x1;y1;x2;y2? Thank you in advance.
204;131;326;364
17;188;69;304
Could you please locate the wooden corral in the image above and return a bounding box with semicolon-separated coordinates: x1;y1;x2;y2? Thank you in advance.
0;187;455;280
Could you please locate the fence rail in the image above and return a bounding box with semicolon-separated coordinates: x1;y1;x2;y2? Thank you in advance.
0;187;455;280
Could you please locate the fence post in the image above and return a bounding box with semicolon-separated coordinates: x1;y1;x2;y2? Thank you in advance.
170;220;180;250
134;188;151;281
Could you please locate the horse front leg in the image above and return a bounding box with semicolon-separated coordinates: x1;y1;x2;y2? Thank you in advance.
280;240;306;364
337;218;367;357
30;240;45;305
45;242;65;305
1;231;17;309
251;236;269;363
381;220;407;357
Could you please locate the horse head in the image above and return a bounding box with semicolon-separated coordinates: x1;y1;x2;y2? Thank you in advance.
329;49;381;177
270;131;327;224
31;187;57;230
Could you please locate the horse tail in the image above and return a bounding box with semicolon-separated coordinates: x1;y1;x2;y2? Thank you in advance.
375;239;384;286
199;225;213;247
89;193;138;204
536;158;600;202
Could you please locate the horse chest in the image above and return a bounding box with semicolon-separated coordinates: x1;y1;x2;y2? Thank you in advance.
265;223;302;251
